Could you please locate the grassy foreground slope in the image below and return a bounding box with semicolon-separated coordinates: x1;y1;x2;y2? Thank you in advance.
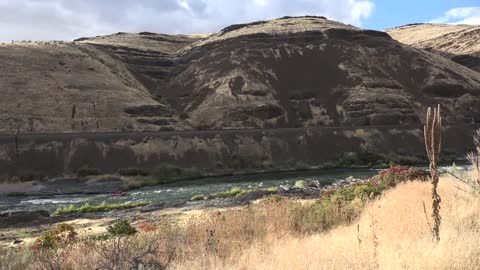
177;178;479;269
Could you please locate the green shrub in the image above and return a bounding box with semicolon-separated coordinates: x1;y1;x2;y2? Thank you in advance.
77;166;101;177
321;162;338;169
120;182;143;191
265;186;278;192
151;165;203;182
338;150;385;167
32;224;77;251
331;183;383;202
182;167;203;179
289;196;365;233
294;162;310;170
119;168;200;191
191;194;204;201
6;192;27;197
199;186;278;201
331;186;357;201
294;180;306;188
118;167;149;177
107;220;137;237
17;171;45;182
212;187;249;198
373;166;428;187
54;201;149;215
353;184;383;199
151;165;183;181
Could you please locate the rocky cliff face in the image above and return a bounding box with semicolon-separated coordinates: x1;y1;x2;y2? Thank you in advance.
75;32;202;131
1;17;480;133
160;17;480;129
386;23;480;72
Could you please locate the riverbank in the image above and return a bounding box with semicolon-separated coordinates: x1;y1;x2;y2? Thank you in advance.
0;166;428;247
0;163;382;197
1;170;475;269
0;167;387;213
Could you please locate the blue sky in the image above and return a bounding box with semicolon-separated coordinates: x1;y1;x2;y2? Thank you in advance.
365;0;480;29
0;0;478;41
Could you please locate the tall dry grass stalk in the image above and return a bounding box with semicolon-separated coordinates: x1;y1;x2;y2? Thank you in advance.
424;105;442;242
467;129;480;187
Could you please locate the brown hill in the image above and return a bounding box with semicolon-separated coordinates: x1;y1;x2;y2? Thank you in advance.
160;17;480;129
1;17;480;133
386;23;480;72
0;34;198;133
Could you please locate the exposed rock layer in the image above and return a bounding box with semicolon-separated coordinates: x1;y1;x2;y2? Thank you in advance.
1;17;480;133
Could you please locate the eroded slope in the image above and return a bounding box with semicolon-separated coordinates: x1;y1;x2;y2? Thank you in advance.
0;43;166;133
387;23;480;72
161;17;480;129
1;17;480;133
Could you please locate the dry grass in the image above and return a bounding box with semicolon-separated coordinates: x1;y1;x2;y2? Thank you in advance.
2;175;480;269
176;178;480;269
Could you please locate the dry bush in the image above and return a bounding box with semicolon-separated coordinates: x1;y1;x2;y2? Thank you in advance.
92;236;160;270
69;221;180;270
31;247;74;270
0;247;33;270
29;223;78;270
446;129;480;193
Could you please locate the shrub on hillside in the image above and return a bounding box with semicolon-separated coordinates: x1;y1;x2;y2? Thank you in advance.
339;150;386;167
152;165;202;182
138;222;157;233
294;180;306;188
373;166;428;187
107;220;137;237
152;165;183;181
118;167;149;176
32;224;77;251
77;166;101;177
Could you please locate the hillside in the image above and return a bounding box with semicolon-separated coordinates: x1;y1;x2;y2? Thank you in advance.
386;23;480;72
162;17;480;129
0;33;201;133
1;17;480;133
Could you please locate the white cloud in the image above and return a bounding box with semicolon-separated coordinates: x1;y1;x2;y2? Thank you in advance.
0;0;374;41
430;7;480;24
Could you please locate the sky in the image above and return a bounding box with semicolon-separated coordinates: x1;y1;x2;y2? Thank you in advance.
0;0;479;41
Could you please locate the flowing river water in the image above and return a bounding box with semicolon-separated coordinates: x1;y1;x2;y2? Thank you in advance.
0;165;468;214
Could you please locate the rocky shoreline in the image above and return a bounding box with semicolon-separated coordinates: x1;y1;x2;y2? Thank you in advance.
0;174;370;228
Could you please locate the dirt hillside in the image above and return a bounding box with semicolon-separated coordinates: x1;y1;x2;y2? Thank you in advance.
387;23;480;72
1;17;480;133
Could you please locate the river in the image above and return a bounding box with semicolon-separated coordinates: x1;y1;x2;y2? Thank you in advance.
0;165;468;213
